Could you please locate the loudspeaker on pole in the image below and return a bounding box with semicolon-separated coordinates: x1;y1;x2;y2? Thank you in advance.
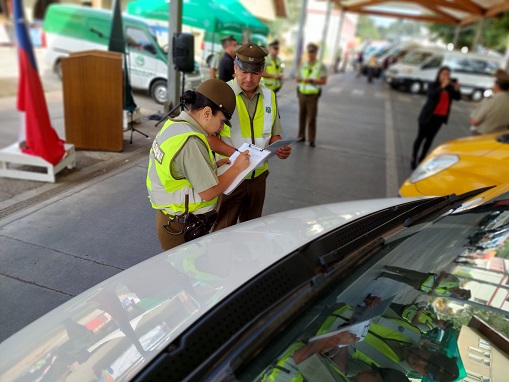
172;33;195;73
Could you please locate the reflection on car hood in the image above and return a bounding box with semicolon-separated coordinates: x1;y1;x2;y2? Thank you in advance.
0;198;409;382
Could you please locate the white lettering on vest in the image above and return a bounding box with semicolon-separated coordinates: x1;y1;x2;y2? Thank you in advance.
152;139;165;164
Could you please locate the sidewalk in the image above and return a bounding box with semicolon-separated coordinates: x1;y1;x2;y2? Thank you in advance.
0;47;165;216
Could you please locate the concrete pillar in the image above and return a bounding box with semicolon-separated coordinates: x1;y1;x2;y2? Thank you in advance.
289;0;308;78
471;17;485;52
452;24;460;48
331;7;345;69
319;0;333;65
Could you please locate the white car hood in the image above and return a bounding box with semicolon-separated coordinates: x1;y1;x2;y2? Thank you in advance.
0;198;411;382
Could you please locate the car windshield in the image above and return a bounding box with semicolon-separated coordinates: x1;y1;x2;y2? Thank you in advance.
229;192;509;381
402;51;435;65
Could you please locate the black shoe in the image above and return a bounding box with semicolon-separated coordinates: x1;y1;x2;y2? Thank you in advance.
309;142;315;147
297;137;305;142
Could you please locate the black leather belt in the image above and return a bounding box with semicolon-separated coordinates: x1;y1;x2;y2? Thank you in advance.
162;210;216;224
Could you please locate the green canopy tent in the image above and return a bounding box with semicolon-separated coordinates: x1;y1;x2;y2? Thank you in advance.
212;0;268;36
127;0;240;34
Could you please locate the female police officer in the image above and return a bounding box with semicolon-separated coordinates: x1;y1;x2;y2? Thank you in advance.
147;79;250;251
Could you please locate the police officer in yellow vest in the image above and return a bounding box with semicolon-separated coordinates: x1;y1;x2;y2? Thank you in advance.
295;42;327;147
315;300;459;382
146;79;250;251
207;43;292;230
378;266;471;300
390;302;448;334
261;39;284;93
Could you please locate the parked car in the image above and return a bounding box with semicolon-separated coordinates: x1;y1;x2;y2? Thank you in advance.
385;48;503;101
400;133;509;197
2;186;509;381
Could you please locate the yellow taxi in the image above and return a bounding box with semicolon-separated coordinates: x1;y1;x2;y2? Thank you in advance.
400;132;509;197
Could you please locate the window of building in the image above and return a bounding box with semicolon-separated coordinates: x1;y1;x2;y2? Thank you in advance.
478;339;492;350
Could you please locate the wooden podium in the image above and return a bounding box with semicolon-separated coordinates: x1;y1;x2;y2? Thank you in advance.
62;50;124;152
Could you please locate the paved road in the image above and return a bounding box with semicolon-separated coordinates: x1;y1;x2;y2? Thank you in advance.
0;58;477;342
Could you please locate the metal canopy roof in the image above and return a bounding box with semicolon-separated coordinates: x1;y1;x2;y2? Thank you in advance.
334;0;509;25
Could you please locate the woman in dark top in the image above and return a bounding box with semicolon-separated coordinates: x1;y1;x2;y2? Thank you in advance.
411;66;461;170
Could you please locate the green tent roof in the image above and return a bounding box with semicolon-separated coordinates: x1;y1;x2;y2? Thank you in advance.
126;0;267;35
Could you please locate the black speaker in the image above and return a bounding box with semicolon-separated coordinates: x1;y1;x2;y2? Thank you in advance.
172;33;195;73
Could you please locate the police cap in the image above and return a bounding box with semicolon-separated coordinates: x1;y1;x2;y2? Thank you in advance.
269;39;280;49
234;43;268;73
196;79;235;125
307;43;319;53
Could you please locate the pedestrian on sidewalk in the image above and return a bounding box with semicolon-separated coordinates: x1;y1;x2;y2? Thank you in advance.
410;66;461;170
295;42;327;147
146;79;250;251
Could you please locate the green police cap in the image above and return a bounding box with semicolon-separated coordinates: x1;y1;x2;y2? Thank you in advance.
196;79;235;124
269;39;280;49
234;43;268;73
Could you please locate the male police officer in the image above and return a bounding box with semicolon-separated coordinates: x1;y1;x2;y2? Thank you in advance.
207;43;291;230
261;39;284;93
295;42;327;147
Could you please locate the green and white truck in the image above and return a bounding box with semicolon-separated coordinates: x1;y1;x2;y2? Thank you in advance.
43;4;202;104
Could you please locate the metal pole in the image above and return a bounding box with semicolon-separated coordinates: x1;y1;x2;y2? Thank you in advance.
319;0;333;65
471;17;484;52
331;6;345;68
167;0;182;112
289;0;308;79
452;24;460;48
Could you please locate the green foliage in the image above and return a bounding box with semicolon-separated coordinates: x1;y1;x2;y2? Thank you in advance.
356;15;380;40
450;306;509;338
428;11;509;53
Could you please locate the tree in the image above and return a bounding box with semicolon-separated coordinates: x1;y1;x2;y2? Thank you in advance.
355;15;380;41
428;11;509;53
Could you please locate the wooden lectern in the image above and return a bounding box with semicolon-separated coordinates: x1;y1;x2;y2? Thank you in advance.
62;50;124;152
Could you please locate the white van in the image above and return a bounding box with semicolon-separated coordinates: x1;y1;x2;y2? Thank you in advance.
385;48;503;101
43;4;203;104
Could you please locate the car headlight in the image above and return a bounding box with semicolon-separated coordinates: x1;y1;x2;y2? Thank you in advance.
409;154;459;183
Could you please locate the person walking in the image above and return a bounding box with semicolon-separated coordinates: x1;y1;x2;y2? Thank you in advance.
207;43;292;231
146;79;250;251
378;266;471;300
261;39;284;93
469;69;509;135
295;42;327;147
218;34;237;82
411;66;461;170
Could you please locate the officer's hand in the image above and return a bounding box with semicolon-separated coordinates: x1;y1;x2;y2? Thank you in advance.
276;145;291;159
233;150;250;171
216;158;231;167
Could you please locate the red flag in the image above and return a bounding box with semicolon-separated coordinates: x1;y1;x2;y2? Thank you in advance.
14;0;65;165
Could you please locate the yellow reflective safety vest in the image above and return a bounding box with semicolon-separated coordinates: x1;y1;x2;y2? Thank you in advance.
352;316;421;374
220;80;277;178
298;62;323;95
261;341;350;382
146;119;217;215
401;304;437;332
261;56;283;91
419;273;459;296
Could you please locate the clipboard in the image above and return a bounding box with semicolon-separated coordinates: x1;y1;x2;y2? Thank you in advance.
308;296;395;346
217;143;271;195
265;139;296;157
